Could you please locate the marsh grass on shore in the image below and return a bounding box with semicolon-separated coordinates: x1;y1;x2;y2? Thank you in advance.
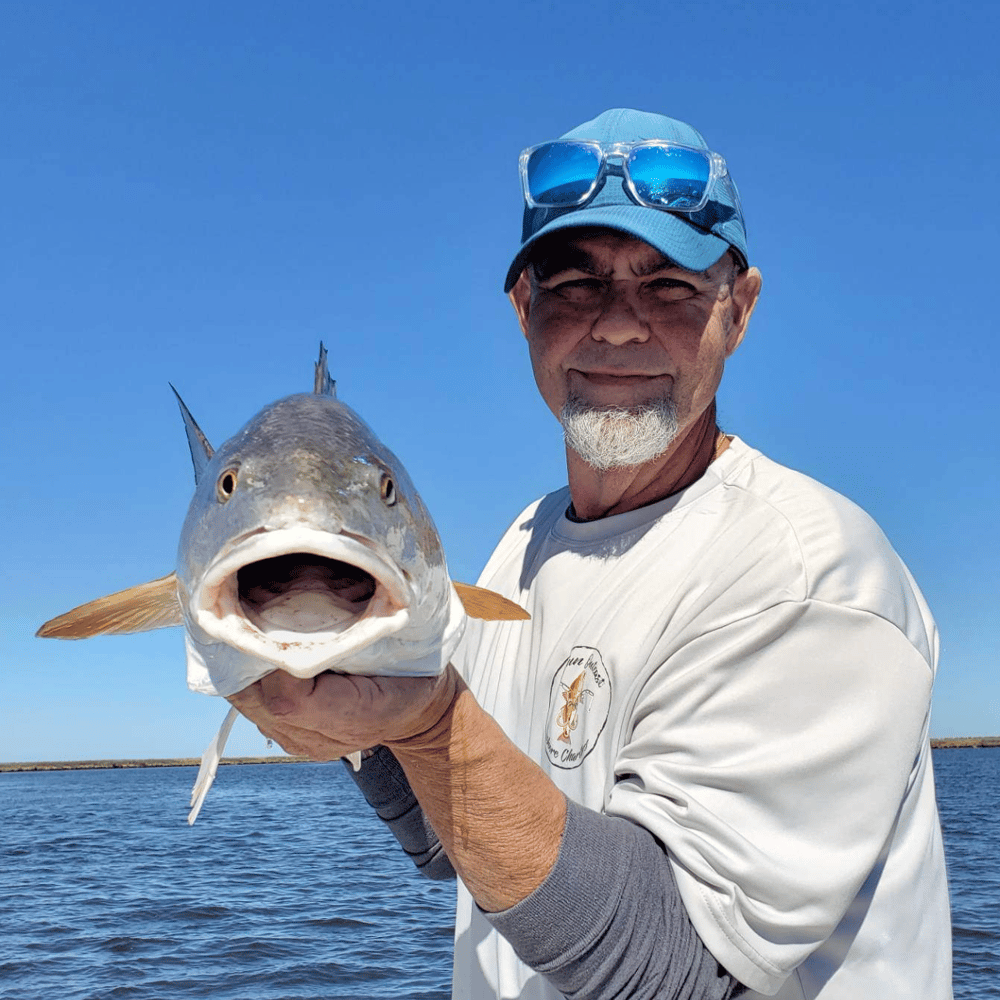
0;756;311;772
3;740;997;772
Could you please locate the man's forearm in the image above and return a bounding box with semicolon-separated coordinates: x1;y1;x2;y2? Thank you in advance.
374;709;743;1000
387;682;567;913
225;666;565;912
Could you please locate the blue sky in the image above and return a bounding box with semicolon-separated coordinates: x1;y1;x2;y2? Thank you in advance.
3;0;997;760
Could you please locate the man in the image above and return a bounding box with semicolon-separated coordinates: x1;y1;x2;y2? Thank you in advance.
230;110;952;999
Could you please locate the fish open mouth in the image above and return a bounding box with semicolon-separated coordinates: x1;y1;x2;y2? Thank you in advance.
237;553;378;633
190;527;412;675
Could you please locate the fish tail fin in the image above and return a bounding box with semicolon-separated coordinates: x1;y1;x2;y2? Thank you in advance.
314;342;336;397
188;705;240;825
170;384;215;485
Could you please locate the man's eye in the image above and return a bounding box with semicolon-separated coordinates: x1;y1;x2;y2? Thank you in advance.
647;279;696;301
550;278;605;301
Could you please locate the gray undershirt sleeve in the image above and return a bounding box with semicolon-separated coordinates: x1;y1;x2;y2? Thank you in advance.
341;746;456;880
345;750;744;999
487;798;745;999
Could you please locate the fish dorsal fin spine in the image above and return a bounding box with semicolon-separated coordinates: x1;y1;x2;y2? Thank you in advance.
314;341;336;397
170;385;214;485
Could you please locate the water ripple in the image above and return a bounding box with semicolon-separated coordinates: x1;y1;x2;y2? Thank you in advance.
4;753;995;998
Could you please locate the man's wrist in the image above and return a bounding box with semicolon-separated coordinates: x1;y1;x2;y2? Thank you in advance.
384;666;465;756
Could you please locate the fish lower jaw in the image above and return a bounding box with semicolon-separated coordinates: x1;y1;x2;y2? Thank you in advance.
198;600;412;676
189;526;414;675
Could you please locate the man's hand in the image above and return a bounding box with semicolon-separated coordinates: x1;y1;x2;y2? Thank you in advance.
226;665;462;761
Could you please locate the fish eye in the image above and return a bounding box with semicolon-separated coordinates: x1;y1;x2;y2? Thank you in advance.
379;473;397;506
217;468;238;502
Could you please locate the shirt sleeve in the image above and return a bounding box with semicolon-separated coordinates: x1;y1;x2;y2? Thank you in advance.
607;599;934;994
487;798;745;1000
342;746;456;881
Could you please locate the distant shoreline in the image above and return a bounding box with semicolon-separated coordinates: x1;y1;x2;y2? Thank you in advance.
929;736;1000;749
0;756;312;773
2;738;998;772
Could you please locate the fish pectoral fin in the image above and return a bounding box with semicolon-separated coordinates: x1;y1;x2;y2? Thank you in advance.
36;572;184;638
453;582;530;621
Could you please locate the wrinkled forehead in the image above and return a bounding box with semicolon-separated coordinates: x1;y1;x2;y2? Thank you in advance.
526;226;693;280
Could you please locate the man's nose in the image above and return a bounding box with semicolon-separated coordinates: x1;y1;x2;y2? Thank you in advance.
590;283;649;345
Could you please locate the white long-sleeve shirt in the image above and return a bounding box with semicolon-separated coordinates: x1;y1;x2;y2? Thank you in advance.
452;436;951;999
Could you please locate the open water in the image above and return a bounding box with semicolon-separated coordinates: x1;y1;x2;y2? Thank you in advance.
1;748;997;999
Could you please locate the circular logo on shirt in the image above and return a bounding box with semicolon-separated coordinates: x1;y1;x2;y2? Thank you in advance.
544;646;612;769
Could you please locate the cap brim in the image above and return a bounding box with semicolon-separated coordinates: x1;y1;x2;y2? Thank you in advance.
503;204;732;292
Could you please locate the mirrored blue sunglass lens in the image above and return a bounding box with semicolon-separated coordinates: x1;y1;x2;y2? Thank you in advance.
628;146;711;210
526;143;602;206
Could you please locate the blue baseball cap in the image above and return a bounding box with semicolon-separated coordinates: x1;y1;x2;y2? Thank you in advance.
504;108;749;292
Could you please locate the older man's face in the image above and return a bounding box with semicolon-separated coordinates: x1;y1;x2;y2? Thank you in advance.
508;230;760;459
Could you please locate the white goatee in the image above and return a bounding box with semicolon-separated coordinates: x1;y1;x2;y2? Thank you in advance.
559;395;680;472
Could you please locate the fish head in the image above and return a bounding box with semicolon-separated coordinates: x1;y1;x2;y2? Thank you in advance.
177;392;464;697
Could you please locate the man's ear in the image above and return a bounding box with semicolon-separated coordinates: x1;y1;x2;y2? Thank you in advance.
508;270;532;337
725;266;762;357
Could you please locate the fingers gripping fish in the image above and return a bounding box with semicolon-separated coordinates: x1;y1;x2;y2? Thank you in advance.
37;345;528;823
